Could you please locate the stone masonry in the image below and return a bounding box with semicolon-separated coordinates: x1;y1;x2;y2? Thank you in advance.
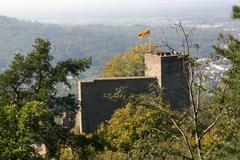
145;53;190;109
77;77;157;133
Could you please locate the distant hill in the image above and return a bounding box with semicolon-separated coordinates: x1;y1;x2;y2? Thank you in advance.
0;15;239;78
0;15;141;78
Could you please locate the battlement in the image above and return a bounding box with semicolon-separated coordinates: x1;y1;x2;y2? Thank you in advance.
150;49;189;58
80;76;155;83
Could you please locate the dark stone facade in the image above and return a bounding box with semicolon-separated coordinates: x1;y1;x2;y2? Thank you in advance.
77;77;157;133
161;56;190;109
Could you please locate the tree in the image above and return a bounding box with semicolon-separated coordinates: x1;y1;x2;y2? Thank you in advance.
232;4;240;19
101;43;155;77
0;101;47;159
202;5;240;158
208;33;240;160
212;34;240;118
0;38;92;158
169;7;240;159
0;38;91;108
97;86;180;159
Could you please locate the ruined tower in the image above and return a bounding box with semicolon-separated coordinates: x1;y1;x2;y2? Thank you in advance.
144;53;190;109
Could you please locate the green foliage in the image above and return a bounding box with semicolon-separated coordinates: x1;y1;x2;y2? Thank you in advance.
57;133;106;160
210;135;240;160
210;33;240;159
232;5;240;19
100;104;159;152
0;37;91;108
0;101;47;159
0;38;92;159
101;43;154;77
172;6;240;159
129;133;182;160
58;147;74;160
98;90;177;158
95;151;129;160
213;34;240;120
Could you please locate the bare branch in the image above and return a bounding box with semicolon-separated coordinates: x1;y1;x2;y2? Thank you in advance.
161;41;176;51
171;20;190;55
200;114;222;140
171;118;194;159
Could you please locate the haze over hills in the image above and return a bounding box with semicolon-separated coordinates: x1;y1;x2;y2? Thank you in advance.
0;0;234;21
37;6;231;25
0;6;239;78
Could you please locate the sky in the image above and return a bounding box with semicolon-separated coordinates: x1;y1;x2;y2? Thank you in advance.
0;0;238;20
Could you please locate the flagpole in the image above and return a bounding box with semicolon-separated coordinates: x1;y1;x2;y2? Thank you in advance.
149;28;151;54
149;34;151;53
137;29;151;74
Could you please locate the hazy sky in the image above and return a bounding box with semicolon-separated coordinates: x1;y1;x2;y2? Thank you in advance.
0;0;238;20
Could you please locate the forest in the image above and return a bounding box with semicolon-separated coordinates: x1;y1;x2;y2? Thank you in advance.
0;13;239;78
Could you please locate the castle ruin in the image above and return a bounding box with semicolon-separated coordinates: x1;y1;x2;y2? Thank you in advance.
75;52;190;133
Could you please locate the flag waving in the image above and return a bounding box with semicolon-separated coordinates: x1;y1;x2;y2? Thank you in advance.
137;29;151;39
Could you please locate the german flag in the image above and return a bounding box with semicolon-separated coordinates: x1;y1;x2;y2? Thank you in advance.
137;29;150;39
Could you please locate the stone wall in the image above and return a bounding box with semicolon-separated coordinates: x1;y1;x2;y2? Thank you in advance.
77;77;157;133
144;54;162;85
145;54;189;109
160;56;189;109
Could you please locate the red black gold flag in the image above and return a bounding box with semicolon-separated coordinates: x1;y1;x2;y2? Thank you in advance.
137;29;150;38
